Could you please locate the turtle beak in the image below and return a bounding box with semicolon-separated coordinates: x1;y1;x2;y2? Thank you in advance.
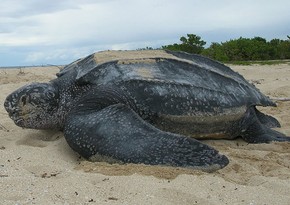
4;92;24;125
4;84;32;118
4;93;16;116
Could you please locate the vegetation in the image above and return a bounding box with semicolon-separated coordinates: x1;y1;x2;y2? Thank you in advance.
162;34;206;54
153;34;290;63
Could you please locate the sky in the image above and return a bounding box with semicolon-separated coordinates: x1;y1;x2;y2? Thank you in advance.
0;0;290;66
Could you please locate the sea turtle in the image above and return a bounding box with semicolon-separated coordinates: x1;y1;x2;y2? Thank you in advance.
4;50;290;172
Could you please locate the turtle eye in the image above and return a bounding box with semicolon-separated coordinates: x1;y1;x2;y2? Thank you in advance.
21;95;28;106
46;91;55;99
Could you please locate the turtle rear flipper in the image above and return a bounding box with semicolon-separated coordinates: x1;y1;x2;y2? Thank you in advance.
241;122;290;143
254;107;281;128
241;107;290;143
241;124;290;143
64;104;229;172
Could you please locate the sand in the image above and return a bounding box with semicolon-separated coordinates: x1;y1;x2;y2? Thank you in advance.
0;63;290;205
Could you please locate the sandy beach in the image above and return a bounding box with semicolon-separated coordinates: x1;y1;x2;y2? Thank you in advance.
0;63;290;204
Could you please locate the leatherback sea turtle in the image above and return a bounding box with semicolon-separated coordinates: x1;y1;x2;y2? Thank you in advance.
4;50;290;172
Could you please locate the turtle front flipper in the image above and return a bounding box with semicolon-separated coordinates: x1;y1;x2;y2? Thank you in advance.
64;104;229;172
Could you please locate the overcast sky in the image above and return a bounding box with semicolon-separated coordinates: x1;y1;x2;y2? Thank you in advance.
1;0;290;66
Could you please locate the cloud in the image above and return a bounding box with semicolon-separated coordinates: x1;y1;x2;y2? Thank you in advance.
0;0;290;66
0;0;98;18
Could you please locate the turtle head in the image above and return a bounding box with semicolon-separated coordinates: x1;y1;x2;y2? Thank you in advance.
4;82;61;129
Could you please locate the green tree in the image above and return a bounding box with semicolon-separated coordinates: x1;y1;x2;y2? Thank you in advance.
162;34;206;54
268;38;290;59
158;34;290;62
205;37;272;61
277;39;290;59
201;42;229;61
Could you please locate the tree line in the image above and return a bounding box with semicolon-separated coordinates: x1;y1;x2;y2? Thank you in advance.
157;34;290;62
